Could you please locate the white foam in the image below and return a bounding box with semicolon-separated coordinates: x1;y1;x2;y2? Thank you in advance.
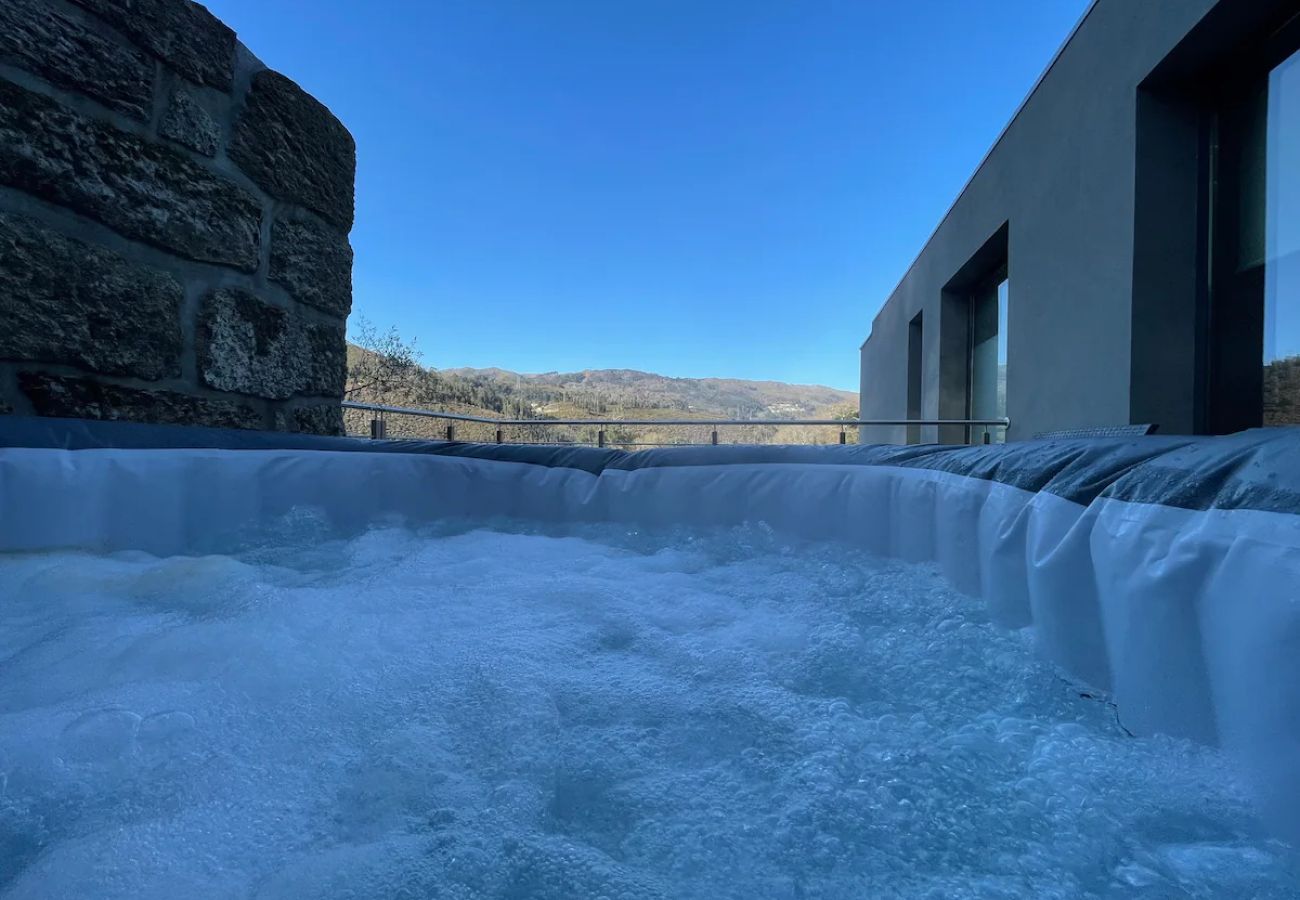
0;521;1295;898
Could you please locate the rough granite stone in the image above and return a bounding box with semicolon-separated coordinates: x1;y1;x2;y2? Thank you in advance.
230;70;355;230
66;0;235;90
276;403;344;436
0;0;154;120
160;84;221;156
307;321;347;396
0;80;261;270
0;212;183;379
19;372;264;429
269;217;353;317
199;289;346;399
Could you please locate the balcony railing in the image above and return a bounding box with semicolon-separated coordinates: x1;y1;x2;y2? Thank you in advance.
341;401;1010;447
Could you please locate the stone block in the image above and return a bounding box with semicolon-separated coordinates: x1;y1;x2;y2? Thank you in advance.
19;372;263;429
269;217;353;317
0;0;154;120
307;321;347;396
0;212;183;379
0;79;261;270
67;0;235;90
230;70;355;230
160;83;221;156
276;402;344;436
199;289;346;399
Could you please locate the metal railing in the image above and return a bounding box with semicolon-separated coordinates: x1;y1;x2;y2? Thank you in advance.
342;400;1010;447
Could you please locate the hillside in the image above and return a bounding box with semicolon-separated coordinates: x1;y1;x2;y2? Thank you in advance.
442;365;857;418
344;344;859;447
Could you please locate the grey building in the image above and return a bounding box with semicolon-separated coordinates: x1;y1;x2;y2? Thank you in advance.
859;0;1300;443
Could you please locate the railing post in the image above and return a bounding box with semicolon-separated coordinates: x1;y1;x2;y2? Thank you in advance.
446;424;455;441
711;429;718;446
598;429;606;448
369;418;386;440
495;428;503;444
839;428;846;444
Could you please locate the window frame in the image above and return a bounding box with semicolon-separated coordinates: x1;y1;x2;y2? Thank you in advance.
1200;15;1300;433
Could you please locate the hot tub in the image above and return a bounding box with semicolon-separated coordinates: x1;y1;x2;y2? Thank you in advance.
3;416;1300;898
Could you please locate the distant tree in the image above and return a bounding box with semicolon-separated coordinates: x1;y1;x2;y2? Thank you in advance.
346;319;423;405
1264;355;1300;425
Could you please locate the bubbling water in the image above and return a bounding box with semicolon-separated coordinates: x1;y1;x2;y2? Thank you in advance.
0;520;1295;899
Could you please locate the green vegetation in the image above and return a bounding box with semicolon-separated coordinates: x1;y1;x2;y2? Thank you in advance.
1265;356;1300;426
343;323;859;447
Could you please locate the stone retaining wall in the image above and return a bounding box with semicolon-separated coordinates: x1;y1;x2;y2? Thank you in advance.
0;0;354;433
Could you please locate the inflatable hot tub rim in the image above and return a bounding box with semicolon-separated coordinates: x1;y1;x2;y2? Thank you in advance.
3;414;1300;514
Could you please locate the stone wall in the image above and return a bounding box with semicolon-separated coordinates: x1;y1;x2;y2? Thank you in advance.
0;0;354;433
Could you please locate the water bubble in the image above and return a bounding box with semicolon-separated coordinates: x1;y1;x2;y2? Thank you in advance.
57;708;141;767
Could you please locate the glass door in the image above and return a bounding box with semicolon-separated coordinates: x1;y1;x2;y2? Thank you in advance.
1264;47;1300;424
968;272;1008;442
1207;40;1300;431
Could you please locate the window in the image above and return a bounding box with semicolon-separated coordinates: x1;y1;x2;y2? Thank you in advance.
1264;48;1300;424
907;312;923;444
1207;40;1300;431
968;270;1008;443
939;223;1007;445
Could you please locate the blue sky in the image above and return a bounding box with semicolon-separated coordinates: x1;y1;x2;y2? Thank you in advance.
205;0;1088;391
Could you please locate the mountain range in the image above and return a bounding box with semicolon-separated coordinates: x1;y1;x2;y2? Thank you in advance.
440;365;858;419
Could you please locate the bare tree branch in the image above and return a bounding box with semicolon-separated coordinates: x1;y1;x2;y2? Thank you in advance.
345;318;424;405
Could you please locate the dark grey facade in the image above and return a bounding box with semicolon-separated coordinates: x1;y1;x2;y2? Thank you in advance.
860;0;1300;443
